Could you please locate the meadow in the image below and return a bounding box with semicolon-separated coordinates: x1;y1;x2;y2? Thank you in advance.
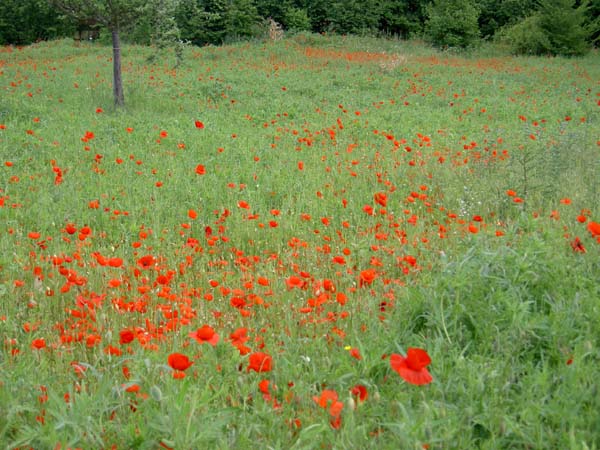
0;34;599;449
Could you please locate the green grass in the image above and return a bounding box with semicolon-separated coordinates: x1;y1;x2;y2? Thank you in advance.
0;34;599;449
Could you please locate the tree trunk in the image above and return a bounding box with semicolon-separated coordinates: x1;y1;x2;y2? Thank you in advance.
111;27;125;107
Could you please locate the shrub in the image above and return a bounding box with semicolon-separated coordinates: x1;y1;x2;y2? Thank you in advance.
496;0;591;56
283;7;311;32
494;14;550;55
424;0;480;49
538;0;591;55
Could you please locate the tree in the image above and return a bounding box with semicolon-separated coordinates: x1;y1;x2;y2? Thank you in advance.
176;0;228;45
425;0;480;48
379;0;426;38
537;0;592;55
51;0;148;107
0;0;72;45
497;0;593;55
478;0;537;38
329;0;380;34
226;0;261;40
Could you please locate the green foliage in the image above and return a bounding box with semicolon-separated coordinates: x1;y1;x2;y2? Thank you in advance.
1;0;599;49
0;0;73;45
494;14;551;55
283;7;311;32
177;0;261;46
306;0;330;32
51;0;147;29
145;0;184;66
378;0;425;38
538;0;592;55
497;0;592;56
478;0;537;38
328;0;381;34
225;0;261;40
425;0;481;48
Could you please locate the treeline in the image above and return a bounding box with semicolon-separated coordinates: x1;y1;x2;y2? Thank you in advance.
1;0;598;55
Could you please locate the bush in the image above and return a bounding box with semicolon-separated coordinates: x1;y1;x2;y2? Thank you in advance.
283;7;311;32
496;0;591;56
494;14;550;55
424;0;480;49
538;0;591;56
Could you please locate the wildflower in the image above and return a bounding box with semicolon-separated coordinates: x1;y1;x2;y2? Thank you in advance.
313;390;344;429
285;275;305;289
588;221;600;237
374;192;387;207
350;384;368;403
359;269;377;287
119;329;135;344
247;351;273;373
348;347;362;360
571;237;586;253
31;338;46;350
137;255;156;269
194;120;204;129
188;325;219;346
230;327;251;355
390;348;433;385
167;353;193;371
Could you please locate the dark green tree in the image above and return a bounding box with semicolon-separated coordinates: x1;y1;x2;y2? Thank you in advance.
498;0;594;55
329;0;380;34
176;0;228;45
226;0;261;40
255;0;291;25
0;0;72;45
588;0;600;45
538;0;592;55
425;0;480;48
478;0;537;38
379;0;426;38
306;0;330;32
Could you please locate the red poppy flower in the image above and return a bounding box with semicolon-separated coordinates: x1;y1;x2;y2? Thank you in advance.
588;221;600;237
195;164;205;175
194;120;204;129
313;389;344;428
285;275;305;289
359;269;377;287
119;329;135;344
349;348;362;360
168;353;193;371
188;325;219;346
571;237;586;253
137;255;156;269
350;384;368;402
229;327;249;350
390;348;433;385
247;351;273;372
374;192;387;207
31;338;46;350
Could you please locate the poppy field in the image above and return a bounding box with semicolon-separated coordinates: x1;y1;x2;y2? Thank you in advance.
1;34;599;449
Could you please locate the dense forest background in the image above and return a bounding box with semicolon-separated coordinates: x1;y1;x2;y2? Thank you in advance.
0;0;598;55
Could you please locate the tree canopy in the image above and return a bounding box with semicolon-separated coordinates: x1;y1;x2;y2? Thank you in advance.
0;0;597;56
